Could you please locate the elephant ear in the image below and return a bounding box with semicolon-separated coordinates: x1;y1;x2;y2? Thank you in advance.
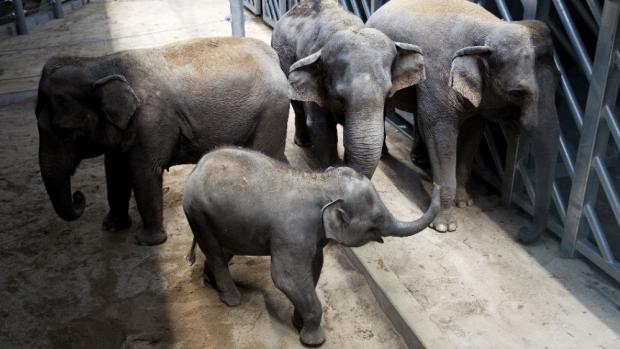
321;199;350;243
449;46;493;107
390;42;426;97
94;74;139;130
288;50;326;107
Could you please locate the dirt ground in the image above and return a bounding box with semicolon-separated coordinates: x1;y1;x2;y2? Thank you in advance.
0;99;406;348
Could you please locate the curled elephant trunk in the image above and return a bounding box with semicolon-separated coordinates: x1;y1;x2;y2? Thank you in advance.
517;96;560;243
39;139;85;221
343;110;385;178
383;184;441;237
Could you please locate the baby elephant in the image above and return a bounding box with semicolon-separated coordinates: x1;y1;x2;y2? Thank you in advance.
183;147;440;347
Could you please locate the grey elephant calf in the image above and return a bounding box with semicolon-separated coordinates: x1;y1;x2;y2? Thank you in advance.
35;37;289;246
183;147;439;346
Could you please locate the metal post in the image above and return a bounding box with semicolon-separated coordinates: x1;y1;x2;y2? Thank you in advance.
13;0;28;35
51;0;65;19
229;0;245;37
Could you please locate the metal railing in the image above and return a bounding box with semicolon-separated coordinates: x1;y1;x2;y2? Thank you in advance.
1;0;88;37
259;0;620;282
258;0;384;27
472;0;620;282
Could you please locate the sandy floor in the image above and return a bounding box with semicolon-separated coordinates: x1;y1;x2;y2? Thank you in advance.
0;98;406;348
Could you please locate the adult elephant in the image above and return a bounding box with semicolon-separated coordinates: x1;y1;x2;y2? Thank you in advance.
35;37;290;246
271;0;426;178
367;0;560;242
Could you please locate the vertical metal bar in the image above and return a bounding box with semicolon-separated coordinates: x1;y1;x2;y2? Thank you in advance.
562;0;620;258
230;0;246;37
494;0;513;21
13;0;28;35
51;0;65;19
552;0;594;80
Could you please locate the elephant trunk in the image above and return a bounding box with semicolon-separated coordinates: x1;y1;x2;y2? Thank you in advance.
343;108;385;178
518;94;560;243
383;184;441;237
39;134;85;221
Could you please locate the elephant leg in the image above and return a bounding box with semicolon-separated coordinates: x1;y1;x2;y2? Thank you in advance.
293;249;324;331
382;106;395;158
129;156;167;245
411;113;431;169
249;101;290;163
456;117;484;208
419;112;458;232
293;100;311;147
272;251;325;347
187;211;240;306
307;103;338;168
102;153;132;232
202;252;233;287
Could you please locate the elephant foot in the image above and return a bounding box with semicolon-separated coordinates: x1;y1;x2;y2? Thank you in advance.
429;210;457;232
218;287;241;307
102;212;132;232
455;187;474;208
517;226;542;244
135;228;167;246
294;132;312;148
300;326;325;347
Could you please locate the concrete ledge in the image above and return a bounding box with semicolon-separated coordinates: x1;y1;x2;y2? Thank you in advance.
345;246;454;349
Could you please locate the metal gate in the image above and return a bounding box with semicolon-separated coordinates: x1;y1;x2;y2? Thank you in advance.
259;0;385;27
473;0;620;282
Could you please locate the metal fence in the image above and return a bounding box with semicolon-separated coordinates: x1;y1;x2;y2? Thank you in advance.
258;0;385;27
259;0;620;283
1;0;88;37
472;0;620;283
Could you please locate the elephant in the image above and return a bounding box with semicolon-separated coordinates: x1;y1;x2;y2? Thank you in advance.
183;147;440;347
271;0;426;178
35;37;290;246
367;0;560;242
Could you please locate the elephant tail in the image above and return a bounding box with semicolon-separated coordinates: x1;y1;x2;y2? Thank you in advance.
186;238;197;266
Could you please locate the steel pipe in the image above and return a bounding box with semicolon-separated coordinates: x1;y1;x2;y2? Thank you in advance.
229;0;245;37
13;0;28;35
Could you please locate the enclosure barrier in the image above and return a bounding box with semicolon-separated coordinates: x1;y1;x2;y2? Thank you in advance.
258;0;620;283
1;0;87;37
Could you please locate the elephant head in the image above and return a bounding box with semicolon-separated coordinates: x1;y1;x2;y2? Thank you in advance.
35;59;139;221
448;21;560;243
322;168;440;247
288;28;425;178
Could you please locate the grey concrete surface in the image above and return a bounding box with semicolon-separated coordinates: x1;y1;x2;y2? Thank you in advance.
1;1;619;349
